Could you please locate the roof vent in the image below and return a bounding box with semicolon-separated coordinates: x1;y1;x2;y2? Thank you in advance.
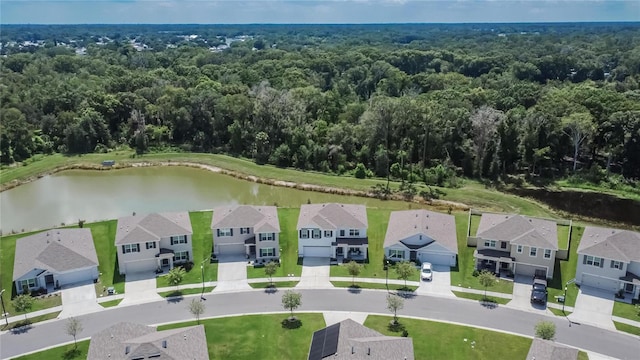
367;347;371;355
162;340;167;348
529;219;532;222
352;346;355;354
125;346;130;354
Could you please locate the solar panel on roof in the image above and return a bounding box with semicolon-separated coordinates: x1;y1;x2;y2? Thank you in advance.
308;323;341;360
308;331;325;360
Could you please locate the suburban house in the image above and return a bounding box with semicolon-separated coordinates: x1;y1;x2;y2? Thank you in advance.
575;226;640;300
297;203;368;260
383;210;458;267
115;212;193;275
87;322;209;360
210;205;280;261
526;338;578;360
13;228;99;295
471;213;558;279
308;319;414;360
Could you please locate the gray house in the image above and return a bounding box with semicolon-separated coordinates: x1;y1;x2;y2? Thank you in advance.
383;210;458;267
116;212;193;275
211;205;281;261
87;322;209;360
576;226;640;300
308;319;414;360
13;229;99;295
472;214;558;278
526;338;578;360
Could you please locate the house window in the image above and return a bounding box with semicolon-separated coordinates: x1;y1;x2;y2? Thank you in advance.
389;249;404;259
300;229;309;239
259;233;274;241
530;247;537;257
500;241;507;249
19;278;36;291
339;230;345;237
324;230;332;238
218;228;232;237
312;229;321;239
260;248;276;257
240;227;250;234
544;249;552;259
611;260;623;269
484;240;496;248
174;251;189;262
584;255;603;267
349;229;360;237
122;244;140;254
516;245;523;254
170;235;187;245
146;241;156;250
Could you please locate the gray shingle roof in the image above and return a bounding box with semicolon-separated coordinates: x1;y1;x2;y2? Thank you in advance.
211;205;280;233
577;226;640;262
115;212;193;245
87;322;209;360
13;229;98;281
383;210;458;253
298;203;368;230
526;338;578;360
477;214;558;250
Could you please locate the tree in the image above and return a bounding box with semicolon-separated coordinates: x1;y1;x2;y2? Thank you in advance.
282;290;302;319
470;106;504;177
534;320;556;340
395;261;416;288
346;261;362;286
477;270;496;300
562;112;594;172
12;294;34;321
188;298;206;324
167;267;186;290
65;317;83;348
386;294;404;325
354;163;367;179
264;261;278;286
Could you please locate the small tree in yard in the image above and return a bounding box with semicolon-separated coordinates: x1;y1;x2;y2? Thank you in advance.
65;317;83;348
265;261;278;286
167;267;186;291
282;290;302;319
535;320;556;340
346;261;362;286
387;294;404;325
12;294;34;321
477;270;496;300
396;261;416;288
188;298;206;324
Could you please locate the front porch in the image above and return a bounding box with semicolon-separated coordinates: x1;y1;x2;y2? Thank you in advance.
618;272;640;302
155;248;175;273
333;237;368;262
474;249;515;278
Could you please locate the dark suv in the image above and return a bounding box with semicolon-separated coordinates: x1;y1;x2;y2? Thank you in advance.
530;278;548;305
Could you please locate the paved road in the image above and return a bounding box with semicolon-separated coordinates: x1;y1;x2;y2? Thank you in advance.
2;289;639;359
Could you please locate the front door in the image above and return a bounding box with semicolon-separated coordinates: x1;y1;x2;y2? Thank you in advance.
162;258;170;267
625;282;634;293
410;251;417;261
45;274;54;285
336;247;343;256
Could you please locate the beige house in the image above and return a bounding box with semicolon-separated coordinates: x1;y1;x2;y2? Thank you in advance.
211;205;280;261
297;203;368;260
576;226;640;300
383;210;458;267
472;214;558;279
115;212;193;275
526;338;578;360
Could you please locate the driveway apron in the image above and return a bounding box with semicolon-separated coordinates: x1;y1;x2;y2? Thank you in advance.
212;255;251;292
120;272;162;306
569;286;615;330
506;275;550;314
416;265;454;297
59;280;102;318
296;257;332;289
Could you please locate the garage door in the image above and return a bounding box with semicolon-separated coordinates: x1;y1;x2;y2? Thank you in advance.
303;246;332;257
56;267;97;286
581;273;620;292
217;243;246;255
419;252;456;267
515;263;547;278
125;259;157;274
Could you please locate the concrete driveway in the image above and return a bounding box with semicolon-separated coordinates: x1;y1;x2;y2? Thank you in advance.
416;265;453;297
296;257;332;289
59;280;102;318
120;272;162;306
212;255;251;292
569;286;615;330
506;275;549;314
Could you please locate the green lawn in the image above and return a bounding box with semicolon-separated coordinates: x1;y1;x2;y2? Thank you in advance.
451;291;511;305
612;300;640;321
364;315;532;359
557;225;570;250
614;321;640;336
246;208;302;279
547;226;583;308
1;311;61;331
249;281;299;289
84;220;125;295
14;341;90;360
548;308;572;317
469;214;481;237
99;299;123;308
330;281;418;291
156;211;218;287
158;287;214;298
555;179;640;202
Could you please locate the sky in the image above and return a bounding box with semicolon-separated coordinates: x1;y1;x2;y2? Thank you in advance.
1;0;639;24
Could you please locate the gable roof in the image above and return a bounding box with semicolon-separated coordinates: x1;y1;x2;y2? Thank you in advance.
87;322;209;360
476;214;558;250
308;319;414;360
13;229;98;281
211;205;280;233
383;210;458;253
298;203;368;230
115;212;193;245
577;226;640;262
526;338;578;360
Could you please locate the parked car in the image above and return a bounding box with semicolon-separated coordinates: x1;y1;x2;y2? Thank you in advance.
530;278;548;305
421;262;433;281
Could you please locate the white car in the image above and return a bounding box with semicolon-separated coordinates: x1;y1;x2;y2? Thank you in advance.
421;262;433;281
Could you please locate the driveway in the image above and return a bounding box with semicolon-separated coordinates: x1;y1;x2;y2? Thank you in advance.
120;272;162;306
59;280;102;318
569;286;615;330
212;255;251;292
416;265;453;297
507;275;549;314
296;257;332;289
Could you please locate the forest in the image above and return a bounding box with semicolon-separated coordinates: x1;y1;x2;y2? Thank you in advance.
1;23;639;192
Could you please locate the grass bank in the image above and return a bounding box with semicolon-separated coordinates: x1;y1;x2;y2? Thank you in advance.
1;311;61;331
612;300;640;321
14;340;90;360
614;321;640;336
451;291;511;305
249;281;299;289
330;282;418;292
159;287;214;298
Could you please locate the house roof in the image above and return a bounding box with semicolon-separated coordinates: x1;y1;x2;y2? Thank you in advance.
476;214;558;250
526;338;578;360
577;226;640;262
115;212;193;245
308;319;414;360
13;229;98;281
383;210;458;253
211;205;280;233
298;203;368;230
87;322;209;360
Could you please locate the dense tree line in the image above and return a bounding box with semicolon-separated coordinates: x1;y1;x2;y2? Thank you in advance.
1;23;639;185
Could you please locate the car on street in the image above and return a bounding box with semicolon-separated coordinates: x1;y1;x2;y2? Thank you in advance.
421;262;433;281
530;278;548;305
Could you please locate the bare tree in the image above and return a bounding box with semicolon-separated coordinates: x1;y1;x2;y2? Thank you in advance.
470;106;504;176
65;317;83;348
562;112;594;172
188;298;206;324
